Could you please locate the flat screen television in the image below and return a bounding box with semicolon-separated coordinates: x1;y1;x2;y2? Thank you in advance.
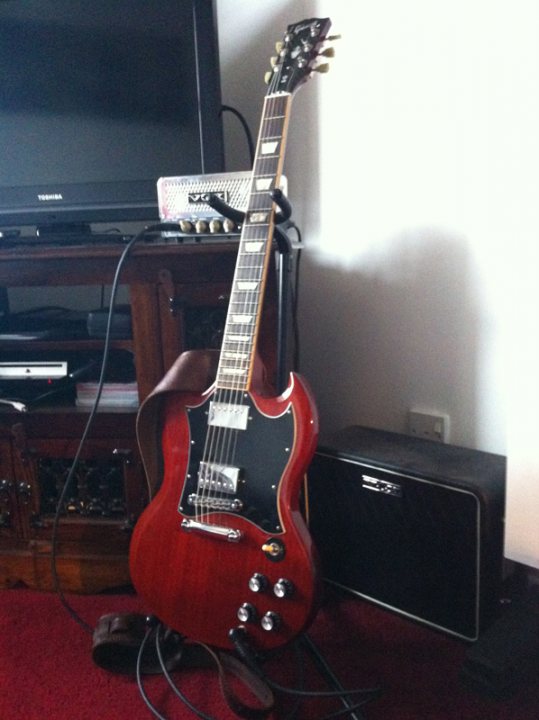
0;0;225;239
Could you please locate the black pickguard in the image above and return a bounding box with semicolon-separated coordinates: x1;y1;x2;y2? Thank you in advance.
179;393;295;533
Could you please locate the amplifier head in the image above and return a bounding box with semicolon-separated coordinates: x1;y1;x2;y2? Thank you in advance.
157;171;287;240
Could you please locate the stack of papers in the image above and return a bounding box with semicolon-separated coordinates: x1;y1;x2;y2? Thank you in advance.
75;381;139;408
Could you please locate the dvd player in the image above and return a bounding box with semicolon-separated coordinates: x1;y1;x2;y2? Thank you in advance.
0;360;68;380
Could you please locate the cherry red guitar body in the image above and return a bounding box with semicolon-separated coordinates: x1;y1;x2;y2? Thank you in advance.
129;372;320;651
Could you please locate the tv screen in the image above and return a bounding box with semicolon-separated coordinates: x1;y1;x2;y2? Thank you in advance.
0;0;224;236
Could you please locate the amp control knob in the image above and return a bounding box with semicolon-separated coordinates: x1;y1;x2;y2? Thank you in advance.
273;578;294;598
261;611;281;632
237;603;257;623
209;218;222;233
195;219;208;234
248;573;267;593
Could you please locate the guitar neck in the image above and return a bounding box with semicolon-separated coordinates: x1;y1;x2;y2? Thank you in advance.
216;92;293;392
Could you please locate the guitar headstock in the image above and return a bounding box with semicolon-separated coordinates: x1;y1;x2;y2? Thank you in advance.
266;17;335;95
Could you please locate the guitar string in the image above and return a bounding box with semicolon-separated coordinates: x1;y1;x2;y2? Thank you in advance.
206;92;285;524
213;93;282;520
196;97;260;522
197;93;286;525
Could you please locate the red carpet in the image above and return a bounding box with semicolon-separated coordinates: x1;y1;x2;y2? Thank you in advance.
0;586;537;719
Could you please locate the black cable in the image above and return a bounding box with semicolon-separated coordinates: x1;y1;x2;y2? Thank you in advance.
220;104;255;166
155;624;219;720
231;630;381;705
286;222;303;372
136;626;169;720
50;222;180;634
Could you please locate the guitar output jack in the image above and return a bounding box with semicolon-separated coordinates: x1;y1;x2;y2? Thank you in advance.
261;537;285;561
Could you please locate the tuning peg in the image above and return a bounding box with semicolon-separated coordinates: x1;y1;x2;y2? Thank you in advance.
275;41;284;53
314;63;330;74
270;55;278;67
320;47;335;58
264;71;273;84
326;34;342;42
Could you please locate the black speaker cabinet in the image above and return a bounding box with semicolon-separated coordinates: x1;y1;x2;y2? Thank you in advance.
307;426;506;641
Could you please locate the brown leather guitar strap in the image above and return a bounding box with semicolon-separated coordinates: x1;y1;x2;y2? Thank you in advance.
201;643;275;719
92;613;275;718
136;349;219;498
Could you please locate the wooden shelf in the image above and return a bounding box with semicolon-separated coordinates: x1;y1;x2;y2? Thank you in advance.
0;240;255;593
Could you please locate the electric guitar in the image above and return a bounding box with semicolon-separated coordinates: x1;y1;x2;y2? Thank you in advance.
129;17;333;652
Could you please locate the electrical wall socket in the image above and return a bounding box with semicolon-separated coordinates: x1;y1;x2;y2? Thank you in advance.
408;410;450;443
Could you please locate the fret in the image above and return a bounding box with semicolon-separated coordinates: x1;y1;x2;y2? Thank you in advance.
227;306;258;314
228;295;259;304
216;381;249;391
240;235;268;242
222;351;250;360
235;266;264;273
220;358;250;369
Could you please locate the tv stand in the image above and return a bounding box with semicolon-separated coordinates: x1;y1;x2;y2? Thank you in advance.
14;222;132;246
0;240;278;593
38;221;93;238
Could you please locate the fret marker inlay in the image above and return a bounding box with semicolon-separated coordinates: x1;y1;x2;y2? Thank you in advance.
248;213;268;224
261;141;279;155
244;241;264;252
237;281;258;290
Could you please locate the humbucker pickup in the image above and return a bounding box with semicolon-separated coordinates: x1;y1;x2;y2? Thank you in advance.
208;401;249;430
198;462;240;493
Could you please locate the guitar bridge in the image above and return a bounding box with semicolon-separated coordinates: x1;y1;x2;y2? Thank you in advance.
188;494;243;512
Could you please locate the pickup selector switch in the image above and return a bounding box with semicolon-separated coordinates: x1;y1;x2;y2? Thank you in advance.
248;573;267;593
261;611;281;632
237;603;257;623
273;578;294;598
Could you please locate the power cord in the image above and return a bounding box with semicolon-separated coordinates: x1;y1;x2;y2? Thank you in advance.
220;104;255;166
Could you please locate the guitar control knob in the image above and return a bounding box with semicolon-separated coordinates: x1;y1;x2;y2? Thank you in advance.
273;578;294;599
237;603;257;623
261;611;281;632
248;573;267;593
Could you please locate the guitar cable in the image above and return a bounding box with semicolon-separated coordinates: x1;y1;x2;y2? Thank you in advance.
50;222;184;635
45;222;373;720
49;101;256;634
135;618;380;720
230;627;382;715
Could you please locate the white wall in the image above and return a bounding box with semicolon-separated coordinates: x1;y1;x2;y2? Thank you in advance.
217;0;539;568
217;0;536;456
